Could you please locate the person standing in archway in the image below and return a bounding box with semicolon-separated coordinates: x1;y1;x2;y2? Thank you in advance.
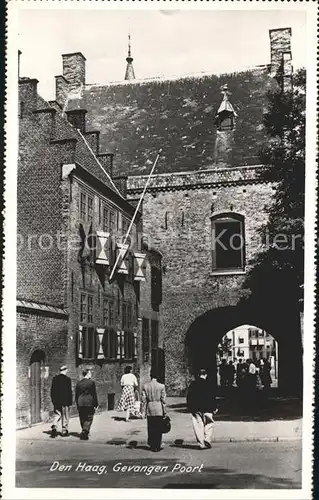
187;368;217;450
219;359;227;391
50;365;73;438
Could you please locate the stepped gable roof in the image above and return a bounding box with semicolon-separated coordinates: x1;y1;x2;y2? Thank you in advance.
35;94;122;197
66;65;276;177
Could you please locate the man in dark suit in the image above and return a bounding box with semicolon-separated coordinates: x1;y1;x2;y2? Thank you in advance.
50;365;73;438
75;368;98;440
187;368;217;450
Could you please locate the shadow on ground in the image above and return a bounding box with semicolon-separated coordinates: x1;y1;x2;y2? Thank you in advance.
168;394;302;421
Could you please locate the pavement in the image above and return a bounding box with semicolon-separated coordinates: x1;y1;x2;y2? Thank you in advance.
17;397;302;445
14;398;302;489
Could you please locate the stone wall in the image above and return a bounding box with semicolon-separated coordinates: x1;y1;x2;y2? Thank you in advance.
16;308;68;428
127;167;275;394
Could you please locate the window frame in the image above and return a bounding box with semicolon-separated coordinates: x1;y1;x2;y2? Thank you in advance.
142;317;150;362
211;213;245;273
80;190;94;223
79;292;96;360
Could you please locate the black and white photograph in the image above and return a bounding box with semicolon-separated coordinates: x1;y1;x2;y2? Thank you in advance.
2;2;317;499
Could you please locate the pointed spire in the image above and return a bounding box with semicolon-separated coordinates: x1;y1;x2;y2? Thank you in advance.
217;84;237;116
124;34;136;80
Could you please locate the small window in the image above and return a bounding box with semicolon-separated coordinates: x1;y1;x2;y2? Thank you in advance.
80;293;94;325
238;337;244;344
80;191;94;223
102;206;109;233
80;294;87;323
211;213;245;271
102;297;116;328
101;203;117;236
122;302;133;330
219;114;233;131
109;211;116;233
87;296;93;323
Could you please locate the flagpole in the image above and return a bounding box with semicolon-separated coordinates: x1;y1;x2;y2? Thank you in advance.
109;149;162;281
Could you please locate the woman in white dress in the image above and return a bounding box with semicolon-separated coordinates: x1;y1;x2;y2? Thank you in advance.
117;366;138;422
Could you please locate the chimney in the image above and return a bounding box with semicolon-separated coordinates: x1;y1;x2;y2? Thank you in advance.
32;108;57;140
48;100;63;112
18;78;39;115
282;51;293;93
62;52;86;92
55;75;69;108
84;130;100;155
66;109;87;133
269;28;292;78
18;50;21;79
113;175;128;198
97;153;114;178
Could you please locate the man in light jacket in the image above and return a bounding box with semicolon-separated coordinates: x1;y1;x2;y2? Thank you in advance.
141;368;167;452
75;368;98;440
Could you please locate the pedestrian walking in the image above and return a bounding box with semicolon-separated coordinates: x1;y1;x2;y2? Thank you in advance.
247;359;257;391
219;359;227;390
75;368;98;440
117;366;138;422
141;368;167;452
236;358;244;387
50;365;72;438
226;360;235;388
260;358;272;392
187;368;217;450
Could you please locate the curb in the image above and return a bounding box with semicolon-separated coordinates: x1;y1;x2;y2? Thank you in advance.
19;436;302;445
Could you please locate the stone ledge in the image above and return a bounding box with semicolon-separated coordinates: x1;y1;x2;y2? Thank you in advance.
127;165;270;193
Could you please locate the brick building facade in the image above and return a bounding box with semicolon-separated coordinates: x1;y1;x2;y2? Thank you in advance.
19;25;303;421
61;27;303;397
17;70;162;428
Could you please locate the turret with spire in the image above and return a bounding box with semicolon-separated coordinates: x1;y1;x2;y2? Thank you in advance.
214;84;237;167
124;34;135;81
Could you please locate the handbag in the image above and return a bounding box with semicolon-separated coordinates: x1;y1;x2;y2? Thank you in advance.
162;414;171;433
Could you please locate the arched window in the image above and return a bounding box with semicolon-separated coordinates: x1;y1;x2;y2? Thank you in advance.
211;213;245;271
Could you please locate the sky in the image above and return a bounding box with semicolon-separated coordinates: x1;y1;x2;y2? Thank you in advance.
17;8;307;101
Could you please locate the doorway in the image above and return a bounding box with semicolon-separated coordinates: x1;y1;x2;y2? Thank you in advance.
30;350;45;424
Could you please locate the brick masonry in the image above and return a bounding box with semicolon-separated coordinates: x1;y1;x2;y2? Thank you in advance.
16;309;68;428
128;169;276;394
17;77;160;427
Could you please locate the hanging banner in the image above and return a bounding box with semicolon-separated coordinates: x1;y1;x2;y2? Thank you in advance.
96;231;110;265
116;243;129;274
96;327;105;359
78;325;84;359
133;252;146;281
79;222;93;261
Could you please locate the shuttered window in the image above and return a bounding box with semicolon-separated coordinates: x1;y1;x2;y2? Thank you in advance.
142;318;150;362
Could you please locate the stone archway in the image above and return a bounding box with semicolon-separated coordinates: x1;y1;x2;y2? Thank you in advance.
185;301;302;396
